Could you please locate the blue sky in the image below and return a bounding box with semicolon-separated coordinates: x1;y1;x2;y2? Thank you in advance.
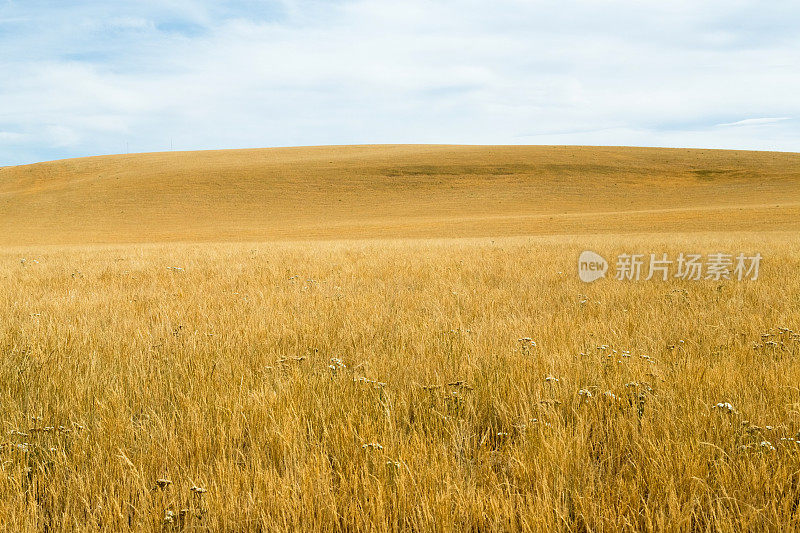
1;0;799;165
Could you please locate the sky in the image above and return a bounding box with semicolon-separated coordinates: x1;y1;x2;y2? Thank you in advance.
1;0;799;165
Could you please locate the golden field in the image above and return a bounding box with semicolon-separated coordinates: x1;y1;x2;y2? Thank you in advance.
1;146;800;531
2;145;800;244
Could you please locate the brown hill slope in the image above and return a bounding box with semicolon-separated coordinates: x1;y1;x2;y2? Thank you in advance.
1;145;799;244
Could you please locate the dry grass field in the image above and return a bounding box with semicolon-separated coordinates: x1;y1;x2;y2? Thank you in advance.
1;146;800;531
2;145;800;244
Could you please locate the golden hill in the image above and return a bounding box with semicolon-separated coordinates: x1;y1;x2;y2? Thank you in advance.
1;144;799;245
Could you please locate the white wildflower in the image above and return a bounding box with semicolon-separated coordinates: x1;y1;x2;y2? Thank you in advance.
712;402;736;414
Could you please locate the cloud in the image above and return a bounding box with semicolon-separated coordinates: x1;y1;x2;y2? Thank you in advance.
1;0;799;165
716;117;792;127
0;131;29;142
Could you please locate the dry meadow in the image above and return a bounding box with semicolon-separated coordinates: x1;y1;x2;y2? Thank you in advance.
1;146;799;531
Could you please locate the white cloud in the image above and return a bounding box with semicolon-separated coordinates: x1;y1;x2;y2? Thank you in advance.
44;125;82;148
716;117;792;127
0;131;28;142
0;0;799;165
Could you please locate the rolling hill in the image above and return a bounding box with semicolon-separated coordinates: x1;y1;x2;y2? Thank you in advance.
1;144;799;245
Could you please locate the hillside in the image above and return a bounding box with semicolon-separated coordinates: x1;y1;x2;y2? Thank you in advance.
1;144;799;245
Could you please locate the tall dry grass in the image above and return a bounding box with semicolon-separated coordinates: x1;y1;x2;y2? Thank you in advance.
1;234;799;531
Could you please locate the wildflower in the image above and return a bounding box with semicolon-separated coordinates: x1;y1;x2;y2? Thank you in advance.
191;486;207;495
712;402;736;414
362;442;383;450
544;376;559;383
155;479;172;490
354;377;386;388
328;358;347;375
163;510;175;524
578;389;593;398
759;441;776;451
